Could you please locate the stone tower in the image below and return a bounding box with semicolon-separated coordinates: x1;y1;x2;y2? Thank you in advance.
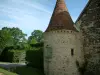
44;0;84;75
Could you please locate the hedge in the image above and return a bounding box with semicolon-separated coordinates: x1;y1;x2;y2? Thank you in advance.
7;50;26;63
25;48;43;69
0;50;26;63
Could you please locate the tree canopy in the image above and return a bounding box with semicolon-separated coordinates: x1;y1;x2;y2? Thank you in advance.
28;30;43;44
0;27;27;53
0;27;43;54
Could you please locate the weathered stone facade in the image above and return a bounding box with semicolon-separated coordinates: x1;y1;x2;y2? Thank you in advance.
44;30;84;75
44;0;85;75
76;0;100;62
44;0;100;75
75;0;100;74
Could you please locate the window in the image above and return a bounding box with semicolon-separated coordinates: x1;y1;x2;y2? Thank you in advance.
71;48;74;56
45;45;52;59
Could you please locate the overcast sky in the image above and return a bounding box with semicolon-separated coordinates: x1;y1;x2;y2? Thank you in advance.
0;0;88;36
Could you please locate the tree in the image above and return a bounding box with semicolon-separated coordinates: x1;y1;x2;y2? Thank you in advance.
10;27;27;46
27;30;43;50
0;27;27;54
28;30;43;43
28;36;37;45
0;30;12;54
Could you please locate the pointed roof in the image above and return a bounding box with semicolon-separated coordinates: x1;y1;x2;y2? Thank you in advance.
45;0;77;32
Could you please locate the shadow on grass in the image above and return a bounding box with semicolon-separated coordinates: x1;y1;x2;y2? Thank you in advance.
13;66;45;75
0;66;45;75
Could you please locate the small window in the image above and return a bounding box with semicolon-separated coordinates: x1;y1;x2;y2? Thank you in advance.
71;48;74;56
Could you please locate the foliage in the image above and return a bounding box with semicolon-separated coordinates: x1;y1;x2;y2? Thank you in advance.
0;29;12;54
8;50;26;63
30;42;44;48
2;27;27;45
25;48;43;69
0;27;27;54
0;46;15;62
28;30;43;43
10;27;27;45
13;66;45;75
0;68;17;75
0;27;44;71
28;37;37;45
0;50;26;63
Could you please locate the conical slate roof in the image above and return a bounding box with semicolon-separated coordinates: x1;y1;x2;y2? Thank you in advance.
45;0;77;32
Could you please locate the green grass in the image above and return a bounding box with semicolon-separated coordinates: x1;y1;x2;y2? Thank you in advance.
0;64;45;75
0;68;17;75
14;66;45;75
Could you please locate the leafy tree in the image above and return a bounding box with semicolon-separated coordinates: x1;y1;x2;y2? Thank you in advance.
28;36;37;45
0;27;27;54
10;27;27;45
28;30;43;50
29;30;43;43
0;30;12;54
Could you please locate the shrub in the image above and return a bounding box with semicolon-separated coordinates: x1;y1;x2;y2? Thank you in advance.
8;50;26;63
13;66;45;75
0;46;14;61
25;48;43;69
0;50;26;63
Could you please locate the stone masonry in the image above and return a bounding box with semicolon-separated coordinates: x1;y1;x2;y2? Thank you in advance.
75;0;100;74
44;0;85;75
44;0;100;75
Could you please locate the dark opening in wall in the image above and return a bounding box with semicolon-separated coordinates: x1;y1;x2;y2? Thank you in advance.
46;45;49;47
97;3;100;7
71;48;74;56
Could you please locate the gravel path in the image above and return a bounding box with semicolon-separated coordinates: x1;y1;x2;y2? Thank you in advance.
0;63;25;69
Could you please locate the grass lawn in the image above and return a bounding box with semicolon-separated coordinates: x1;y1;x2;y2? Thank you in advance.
0;68;17;75
0;62;44;75
14;66;45;75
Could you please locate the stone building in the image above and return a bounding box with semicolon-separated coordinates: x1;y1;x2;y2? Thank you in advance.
76;0;100;60
76;0;100;74
44;0;85;75
44;0;100;75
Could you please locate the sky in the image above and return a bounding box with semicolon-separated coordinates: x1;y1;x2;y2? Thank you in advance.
0;0;88;36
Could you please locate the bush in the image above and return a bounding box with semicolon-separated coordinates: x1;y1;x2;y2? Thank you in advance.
0;50;26;63
13;66;45;75
7;50;26;63
7;50;14;62
0;46;14;61
25;48;43;69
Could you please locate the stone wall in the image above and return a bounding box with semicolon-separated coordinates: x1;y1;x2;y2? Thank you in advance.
75;0;100;74
76;0;100;61
44;29;84;75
